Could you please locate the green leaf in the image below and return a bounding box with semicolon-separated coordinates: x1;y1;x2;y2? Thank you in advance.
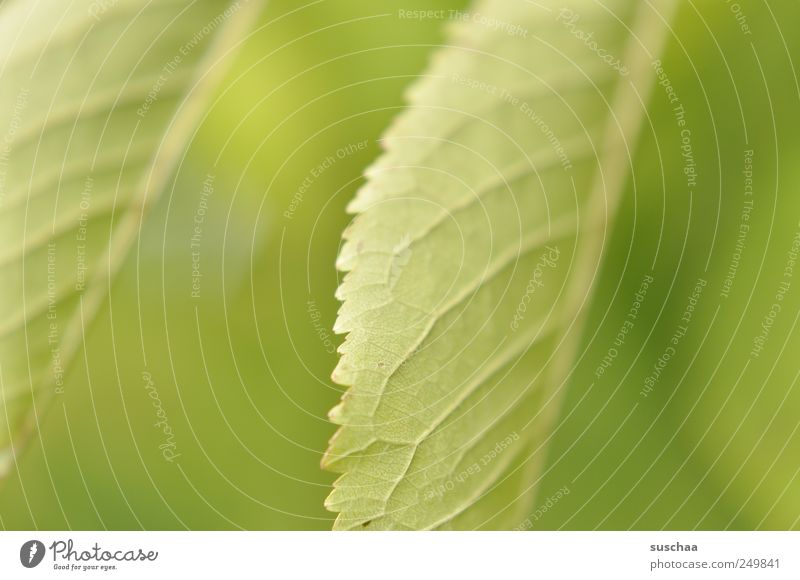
0;0;264;477
323;0;679;530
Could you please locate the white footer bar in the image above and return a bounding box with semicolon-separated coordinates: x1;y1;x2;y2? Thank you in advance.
0;531;797;578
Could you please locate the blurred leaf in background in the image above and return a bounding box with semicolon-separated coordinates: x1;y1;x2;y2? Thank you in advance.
0;0;269;527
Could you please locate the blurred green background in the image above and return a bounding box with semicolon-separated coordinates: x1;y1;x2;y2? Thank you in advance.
1;0;799;530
